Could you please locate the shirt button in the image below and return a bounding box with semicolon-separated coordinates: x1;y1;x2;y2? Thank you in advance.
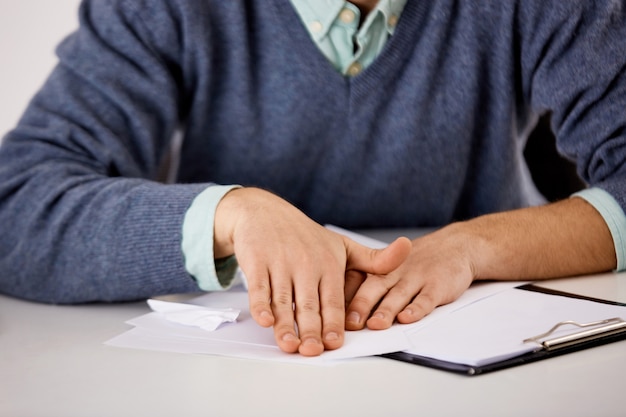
387;14;399;27
347;62;363;77
309;20;323;33
339;8;356;24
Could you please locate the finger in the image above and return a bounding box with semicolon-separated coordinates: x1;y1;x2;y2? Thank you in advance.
245;265;274;328
268;272;301;354
345;237;412;276
366;281;423;330
396;287;442;324
345;274;397;331
292;276;324;357
344;269;365;308
319;269;346;351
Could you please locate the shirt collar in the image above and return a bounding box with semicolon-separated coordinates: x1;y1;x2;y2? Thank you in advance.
375;0;408;36
291;0;344;41
290;0;408;41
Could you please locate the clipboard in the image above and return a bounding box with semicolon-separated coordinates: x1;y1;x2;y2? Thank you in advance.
379;284;626;376
381;316;626;376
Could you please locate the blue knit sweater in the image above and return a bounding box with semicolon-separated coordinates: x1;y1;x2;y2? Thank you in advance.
1;0;625;303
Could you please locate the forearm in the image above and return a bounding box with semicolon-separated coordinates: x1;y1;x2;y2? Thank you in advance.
345;196;617;330
0;171;206;303
0;0;203;303
462;197;616;281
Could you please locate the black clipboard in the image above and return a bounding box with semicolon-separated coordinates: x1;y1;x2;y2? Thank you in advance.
381;317;626;375
380;286;626;376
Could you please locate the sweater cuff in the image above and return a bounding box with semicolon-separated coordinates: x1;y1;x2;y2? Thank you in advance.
572;187;626;272
181;184;241;291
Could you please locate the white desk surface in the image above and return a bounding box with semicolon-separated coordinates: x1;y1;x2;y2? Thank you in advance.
1;4;625;417
1;231;625;417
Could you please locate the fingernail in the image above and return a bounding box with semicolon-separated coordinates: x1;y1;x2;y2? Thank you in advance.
372;312;384;320
260;310;271;319
325;332;339;341
282;333;298;342
347;311;361;324
302;338;320;346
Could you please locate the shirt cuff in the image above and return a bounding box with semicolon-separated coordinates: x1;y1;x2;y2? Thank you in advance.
572;187;626;272
181;184;241;291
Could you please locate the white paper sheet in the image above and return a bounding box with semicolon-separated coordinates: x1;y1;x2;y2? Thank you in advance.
105;281;521;365
402;288;626;367
147;299;240;331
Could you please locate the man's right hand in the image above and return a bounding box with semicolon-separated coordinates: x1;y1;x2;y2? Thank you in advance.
213;187;411;356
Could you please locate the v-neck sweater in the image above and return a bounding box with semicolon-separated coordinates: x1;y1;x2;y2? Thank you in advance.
1;0;625;302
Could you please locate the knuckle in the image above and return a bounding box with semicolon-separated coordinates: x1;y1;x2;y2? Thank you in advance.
414;290;438;309
375;302;394;314
271;291;293;309
367;274;395;291
274;323;296;334
248;280;270;298
250;300;269;312
323;294;345;311
349;293;376;309
389;283;412;299
296;299;319;314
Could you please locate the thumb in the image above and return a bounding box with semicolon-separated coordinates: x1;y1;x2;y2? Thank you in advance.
344;236;412;275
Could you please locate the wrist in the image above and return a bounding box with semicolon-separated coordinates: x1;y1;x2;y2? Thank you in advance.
450;199;617;281
213;187;246;258
437;221;488;282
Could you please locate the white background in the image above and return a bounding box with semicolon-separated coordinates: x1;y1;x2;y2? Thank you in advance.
0;0;81;141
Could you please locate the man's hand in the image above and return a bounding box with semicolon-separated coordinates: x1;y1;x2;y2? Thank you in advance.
344;223;476;330
214;187;411;356
345;197;617;330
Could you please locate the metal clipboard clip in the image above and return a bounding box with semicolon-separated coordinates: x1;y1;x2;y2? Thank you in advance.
523;317;626;351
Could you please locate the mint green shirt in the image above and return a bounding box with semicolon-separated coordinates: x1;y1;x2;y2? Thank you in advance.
290;0;407;76
181;0;626;292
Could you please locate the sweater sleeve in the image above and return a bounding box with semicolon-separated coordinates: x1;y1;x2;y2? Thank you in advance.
519;1;626;210
0;0;214;303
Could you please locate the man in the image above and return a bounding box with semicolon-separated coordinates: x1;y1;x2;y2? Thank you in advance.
0;0;624;357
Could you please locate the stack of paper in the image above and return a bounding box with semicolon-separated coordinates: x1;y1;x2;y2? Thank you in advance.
105;281;520;365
